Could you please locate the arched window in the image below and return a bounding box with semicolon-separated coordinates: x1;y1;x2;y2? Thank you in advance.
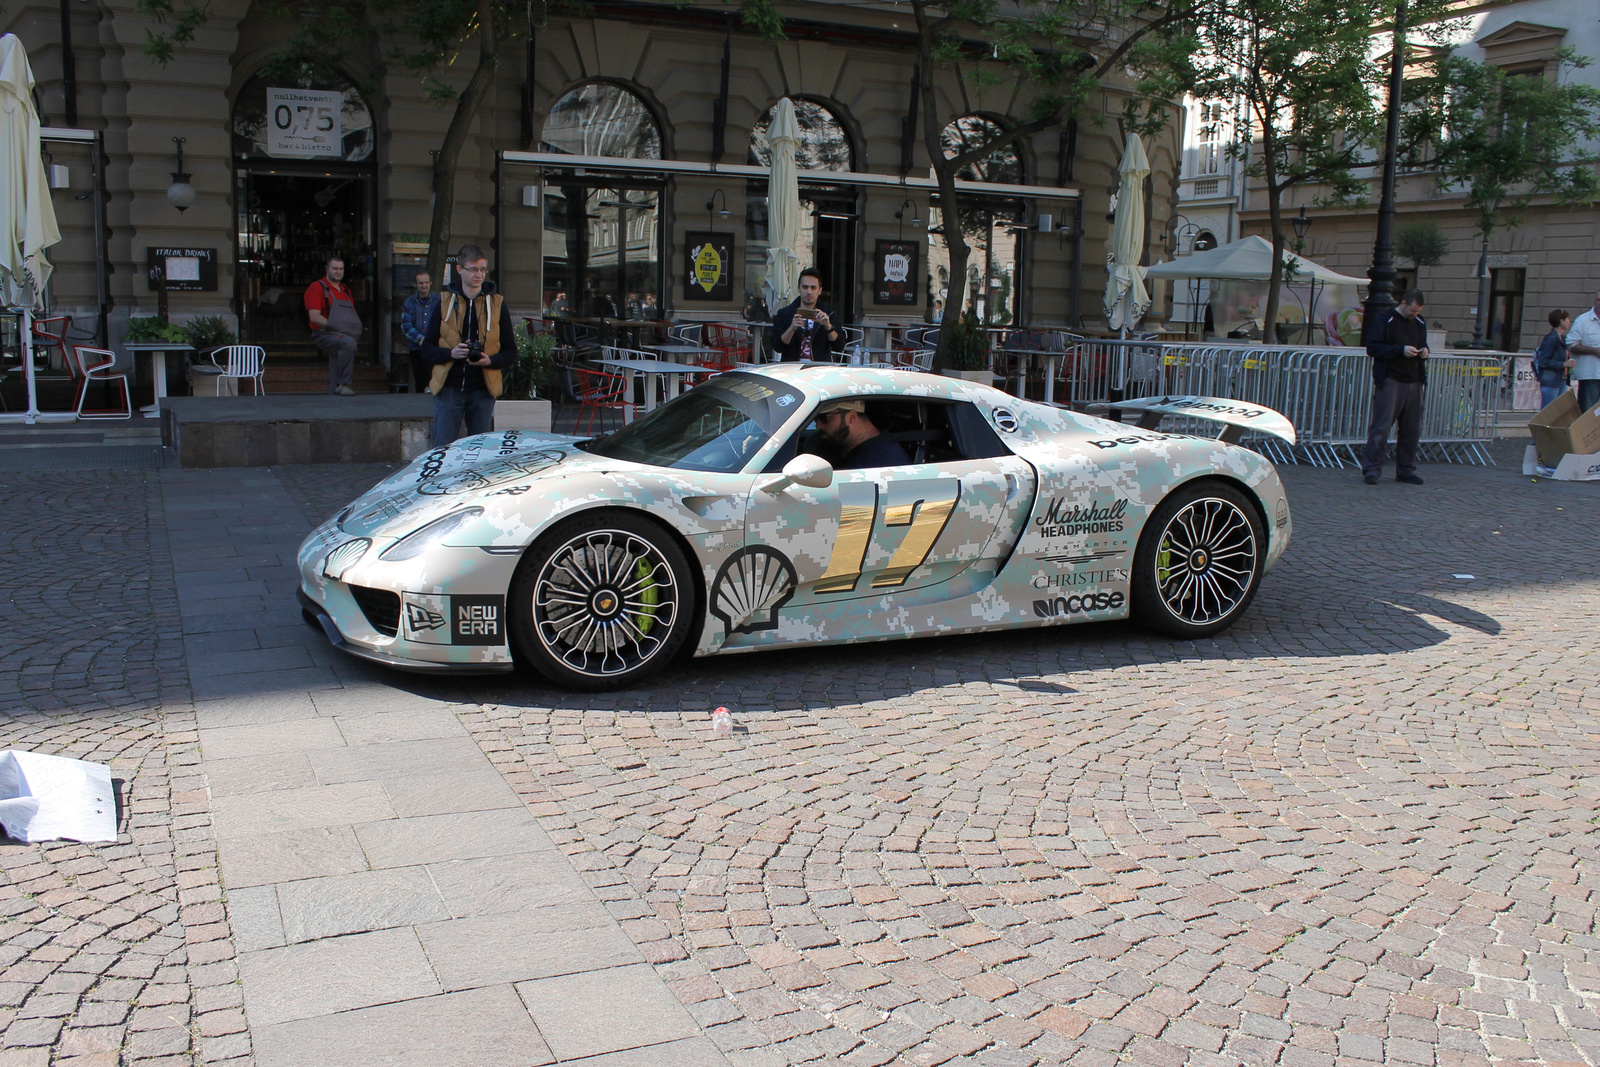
940;116;1022;184
749;99;853;172
542;82;662;159
232;69;374;163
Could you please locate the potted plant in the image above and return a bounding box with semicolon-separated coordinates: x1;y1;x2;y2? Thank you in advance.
122;316;188;345
495;324;556;432
175;316;240;396
940;312;994;384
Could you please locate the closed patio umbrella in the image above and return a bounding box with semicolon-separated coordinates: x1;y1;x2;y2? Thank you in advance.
1103;133;1150;334
0;34;61;422
761;97;801;318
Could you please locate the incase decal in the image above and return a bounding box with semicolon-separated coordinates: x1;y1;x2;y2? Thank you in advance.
1032;590;1124;617
452;595;505;644
1035;498;1128;538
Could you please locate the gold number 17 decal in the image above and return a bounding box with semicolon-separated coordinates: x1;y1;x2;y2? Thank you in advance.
815;479;961;593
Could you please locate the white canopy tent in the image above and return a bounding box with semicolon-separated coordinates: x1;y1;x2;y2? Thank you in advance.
1145;235;1366;342
760;98;801;317
1144;234;1367;285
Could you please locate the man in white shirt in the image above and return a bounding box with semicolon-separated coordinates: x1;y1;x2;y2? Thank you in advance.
1568;288;1600;413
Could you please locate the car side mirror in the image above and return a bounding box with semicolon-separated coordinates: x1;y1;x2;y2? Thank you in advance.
760;453;834;493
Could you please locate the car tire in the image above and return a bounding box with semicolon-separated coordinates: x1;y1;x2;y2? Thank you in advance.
1131;479;1265;639
509;510;696;691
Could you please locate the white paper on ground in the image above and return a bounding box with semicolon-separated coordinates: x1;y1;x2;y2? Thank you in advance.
0;751;117;843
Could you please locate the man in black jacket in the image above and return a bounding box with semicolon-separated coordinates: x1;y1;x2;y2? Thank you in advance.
1361;289;1429;486
769;268;841;362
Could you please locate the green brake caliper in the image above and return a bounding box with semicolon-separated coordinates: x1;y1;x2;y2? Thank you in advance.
632;558;659;636
1156;535;1174;588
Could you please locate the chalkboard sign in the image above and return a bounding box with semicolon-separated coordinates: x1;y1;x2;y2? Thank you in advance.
147;247;219;292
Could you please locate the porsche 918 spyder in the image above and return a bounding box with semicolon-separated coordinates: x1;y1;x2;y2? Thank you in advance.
297;365;1295;690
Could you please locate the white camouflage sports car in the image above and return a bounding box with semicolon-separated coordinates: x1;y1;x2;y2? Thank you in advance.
297;365;1295;690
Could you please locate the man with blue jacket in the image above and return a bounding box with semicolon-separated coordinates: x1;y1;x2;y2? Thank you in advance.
400;271;439;393
1361;289;1429;486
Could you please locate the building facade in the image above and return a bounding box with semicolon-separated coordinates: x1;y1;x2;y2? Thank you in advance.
1172;0;1600;351
7;0;1183;372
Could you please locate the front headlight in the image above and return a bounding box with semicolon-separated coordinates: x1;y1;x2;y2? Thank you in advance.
380;508;485;562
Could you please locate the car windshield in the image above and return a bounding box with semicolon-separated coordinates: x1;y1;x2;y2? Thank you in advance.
581;373;805;473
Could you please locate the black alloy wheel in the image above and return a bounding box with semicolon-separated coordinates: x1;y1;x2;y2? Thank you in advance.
510;510;695;690
1131;479;1265;639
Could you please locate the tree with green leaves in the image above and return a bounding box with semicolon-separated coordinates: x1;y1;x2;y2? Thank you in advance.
1394;219;1447;289
898;0;1196;367
1401;50;1600;346
140;0;516;283
1179;0;1428;338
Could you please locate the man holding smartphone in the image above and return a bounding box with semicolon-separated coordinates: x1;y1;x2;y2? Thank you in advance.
422;244;517;447
769;267;841;362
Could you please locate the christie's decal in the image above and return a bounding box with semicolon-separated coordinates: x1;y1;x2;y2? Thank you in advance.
1033;568;1129;590
1032;590;1125;617
1035;498;1128;538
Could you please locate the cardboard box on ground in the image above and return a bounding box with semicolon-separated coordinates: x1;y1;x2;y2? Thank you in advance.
1527;391;1600;468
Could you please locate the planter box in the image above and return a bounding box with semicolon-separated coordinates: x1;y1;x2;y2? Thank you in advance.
188;365;238;397
494;398;552;433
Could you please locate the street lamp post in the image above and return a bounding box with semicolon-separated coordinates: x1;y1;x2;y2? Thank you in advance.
1361;0;1408;346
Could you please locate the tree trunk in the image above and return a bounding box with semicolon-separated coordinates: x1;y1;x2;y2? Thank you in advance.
911;0;974;373
1259;125;1284;343
427;0;500;284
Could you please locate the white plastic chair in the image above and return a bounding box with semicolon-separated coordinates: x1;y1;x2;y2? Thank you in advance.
70;346;131;419
210;345;267;395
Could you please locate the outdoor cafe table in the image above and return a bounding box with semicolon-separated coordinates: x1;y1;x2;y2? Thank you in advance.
591;357;705;422
124;341;196;417
995;347;1067;404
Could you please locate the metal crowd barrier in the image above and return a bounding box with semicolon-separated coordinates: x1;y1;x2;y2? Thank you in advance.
1056;339;1500;466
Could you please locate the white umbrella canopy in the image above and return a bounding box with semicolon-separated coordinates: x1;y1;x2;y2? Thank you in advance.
1103;134;1150;333
0;34;59;309
761;97;801;316
1144;235;1369;285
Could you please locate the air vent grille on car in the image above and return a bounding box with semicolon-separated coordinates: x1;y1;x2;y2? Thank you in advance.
349;586;401;637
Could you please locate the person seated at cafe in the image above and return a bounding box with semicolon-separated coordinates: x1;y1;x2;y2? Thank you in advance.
811;399;908;470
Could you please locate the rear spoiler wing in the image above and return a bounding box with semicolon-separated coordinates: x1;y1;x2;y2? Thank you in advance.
1087;395;1297;446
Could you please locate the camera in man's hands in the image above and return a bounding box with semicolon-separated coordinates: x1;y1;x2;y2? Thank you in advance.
463;340;484;359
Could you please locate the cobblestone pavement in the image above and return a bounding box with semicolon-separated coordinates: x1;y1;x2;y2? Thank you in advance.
3;440;1598;1066
0;467;230;1067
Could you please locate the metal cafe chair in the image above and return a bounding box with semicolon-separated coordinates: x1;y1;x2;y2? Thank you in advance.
69;346;132;419
209;345;268;395
571;367;635;433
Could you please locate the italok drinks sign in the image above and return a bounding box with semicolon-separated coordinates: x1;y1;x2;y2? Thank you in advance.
266;88;343;158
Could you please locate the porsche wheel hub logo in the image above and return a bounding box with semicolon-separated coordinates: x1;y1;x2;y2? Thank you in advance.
1190;549;1209;570
590;589;622;618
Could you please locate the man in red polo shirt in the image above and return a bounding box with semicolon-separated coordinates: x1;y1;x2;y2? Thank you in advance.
304;256;361;396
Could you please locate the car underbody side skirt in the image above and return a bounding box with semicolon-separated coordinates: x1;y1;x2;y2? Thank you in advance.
297;589;517;675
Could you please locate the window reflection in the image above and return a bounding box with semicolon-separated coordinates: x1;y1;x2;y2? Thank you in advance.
940;116;1022;185
543;187;661;319
926;202;1023;326
749;99;854;172
542;83;662;159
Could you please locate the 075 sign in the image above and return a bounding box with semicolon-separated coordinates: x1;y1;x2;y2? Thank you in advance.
266;88;343;159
